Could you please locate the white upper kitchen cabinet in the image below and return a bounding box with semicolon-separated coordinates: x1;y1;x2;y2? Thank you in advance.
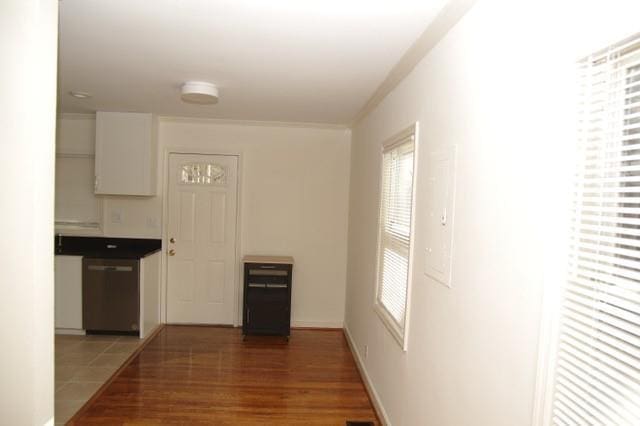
95;112;156;196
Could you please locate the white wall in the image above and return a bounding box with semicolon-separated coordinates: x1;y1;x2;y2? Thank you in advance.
159;118;351;327
55;115;351;327
344;1;640;425
0;0;58;424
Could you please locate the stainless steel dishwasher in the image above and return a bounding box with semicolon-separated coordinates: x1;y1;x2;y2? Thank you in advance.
82;258;139;334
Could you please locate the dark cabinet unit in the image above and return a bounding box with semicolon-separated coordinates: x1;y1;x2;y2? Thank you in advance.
242;256;293;337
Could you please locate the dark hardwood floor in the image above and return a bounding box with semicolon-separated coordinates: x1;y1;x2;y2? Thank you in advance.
69;326;379;425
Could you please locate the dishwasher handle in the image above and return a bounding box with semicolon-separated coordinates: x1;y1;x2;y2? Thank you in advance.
87;265;134;272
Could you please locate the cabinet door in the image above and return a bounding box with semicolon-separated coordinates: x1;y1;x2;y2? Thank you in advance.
246;299;289;332
54;256;83;330
95;112;155;196
245;284;290;333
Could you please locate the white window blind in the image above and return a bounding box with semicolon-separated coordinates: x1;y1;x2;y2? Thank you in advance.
376;132;415;346
551;34;640;425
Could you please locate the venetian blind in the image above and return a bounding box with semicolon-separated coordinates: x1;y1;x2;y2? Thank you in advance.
551;34;640;425
377;135;415;334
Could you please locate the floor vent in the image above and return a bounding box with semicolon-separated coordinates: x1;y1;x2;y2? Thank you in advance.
346;422;374;426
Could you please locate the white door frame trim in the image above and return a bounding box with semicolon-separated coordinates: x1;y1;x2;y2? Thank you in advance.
161;147;244;327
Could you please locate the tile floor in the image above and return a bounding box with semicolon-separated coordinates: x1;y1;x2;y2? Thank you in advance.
55;334;144;425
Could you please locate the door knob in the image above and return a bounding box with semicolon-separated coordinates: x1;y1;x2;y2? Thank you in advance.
169;237;175;243
169;249;176;256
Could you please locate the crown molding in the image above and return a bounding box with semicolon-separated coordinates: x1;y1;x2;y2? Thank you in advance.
351;0;477;127
158;115;350;131
56;112;350;131
57;112;95;120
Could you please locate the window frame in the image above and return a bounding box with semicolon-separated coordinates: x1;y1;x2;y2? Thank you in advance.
533;32;640;425
374;123;419;351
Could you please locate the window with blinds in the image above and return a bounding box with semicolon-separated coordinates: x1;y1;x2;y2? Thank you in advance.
550;33;640;425
375;127;416;349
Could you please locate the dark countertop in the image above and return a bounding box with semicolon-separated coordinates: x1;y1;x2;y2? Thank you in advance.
55;236;162;259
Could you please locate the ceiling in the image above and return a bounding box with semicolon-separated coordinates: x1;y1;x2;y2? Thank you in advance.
58;0;448;125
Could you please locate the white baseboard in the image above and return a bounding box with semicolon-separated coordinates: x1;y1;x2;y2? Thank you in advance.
290;320;343;328
344;324;391;426
55;328;86;335
141;323;162;340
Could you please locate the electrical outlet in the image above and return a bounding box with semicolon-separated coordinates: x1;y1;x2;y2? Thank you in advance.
110;211;122;223
364;345;369;359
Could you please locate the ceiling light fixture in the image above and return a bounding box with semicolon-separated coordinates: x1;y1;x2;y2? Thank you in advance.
181;81;219;105
69;91;92;99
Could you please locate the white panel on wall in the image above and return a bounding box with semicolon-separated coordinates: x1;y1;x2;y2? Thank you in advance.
424;145;457;287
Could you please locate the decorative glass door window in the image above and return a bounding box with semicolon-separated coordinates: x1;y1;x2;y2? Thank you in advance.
180;163;226;185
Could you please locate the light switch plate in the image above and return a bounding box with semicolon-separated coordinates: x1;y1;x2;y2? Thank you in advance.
110;211;122;223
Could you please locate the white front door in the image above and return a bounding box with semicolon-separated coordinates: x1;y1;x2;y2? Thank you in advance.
167;153;238;324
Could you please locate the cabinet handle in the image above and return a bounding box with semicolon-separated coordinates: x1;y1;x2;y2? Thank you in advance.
249;269;287;276
87;265;133;272
266;284;287;289
248;283;266;288
259;265;277;269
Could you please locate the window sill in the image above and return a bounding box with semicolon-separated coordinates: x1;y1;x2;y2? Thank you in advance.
374;302;408;351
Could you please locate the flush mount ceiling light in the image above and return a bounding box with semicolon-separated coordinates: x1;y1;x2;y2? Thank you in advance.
181;81;219;105
69;91;92;99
